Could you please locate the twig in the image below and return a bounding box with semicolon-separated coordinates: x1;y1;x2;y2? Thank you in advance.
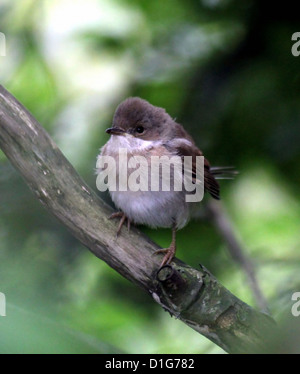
206;199;269;314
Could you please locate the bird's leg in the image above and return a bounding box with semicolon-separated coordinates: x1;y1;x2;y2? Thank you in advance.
154;224;177;267
108;211;131;236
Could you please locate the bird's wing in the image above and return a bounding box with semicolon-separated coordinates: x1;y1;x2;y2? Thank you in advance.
164;138;220;200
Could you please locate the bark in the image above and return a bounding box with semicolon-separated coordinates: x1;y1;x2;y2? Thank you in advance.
0;85;276;353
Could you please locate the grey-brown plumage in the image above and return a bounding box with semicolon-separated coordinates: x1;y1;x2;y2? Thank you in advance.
98;97;235;267
111;97;223;199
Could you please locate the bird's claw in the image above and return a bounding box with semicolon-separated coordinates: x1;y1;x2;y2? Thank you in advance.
108;211;131;236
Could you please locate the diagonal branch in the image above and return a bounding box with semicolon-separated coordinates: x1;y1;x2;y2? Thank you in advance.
0;85;276;353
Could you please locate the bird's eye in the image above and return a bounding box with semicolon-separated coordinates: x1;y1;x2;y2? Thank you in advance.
135;126;144;134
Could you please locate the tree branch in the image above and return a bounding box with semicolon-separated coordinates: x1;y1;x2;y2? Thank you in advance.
0;85;276;353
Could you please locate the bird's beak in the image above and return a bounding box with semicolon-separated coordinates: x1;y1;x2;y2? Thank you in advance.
106;127;126;136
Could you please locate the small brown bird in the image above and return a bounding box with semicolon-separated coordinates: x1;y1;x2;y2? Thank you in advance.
97;97;235;267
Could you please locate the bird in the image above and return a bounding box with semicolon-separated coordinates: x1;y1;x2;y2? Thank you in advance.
96;97;235;268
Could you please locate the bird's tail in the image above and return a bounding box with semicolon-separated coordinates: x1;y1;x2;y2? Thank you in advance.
210;166;238;180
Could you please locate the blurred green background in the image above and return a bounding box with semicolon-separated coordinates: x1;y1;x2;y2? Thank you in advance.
1;0;300;354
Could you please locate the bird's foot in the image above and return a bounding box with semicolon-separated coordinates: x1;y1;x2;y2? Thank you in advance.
108;211;131;236
154;243;176;268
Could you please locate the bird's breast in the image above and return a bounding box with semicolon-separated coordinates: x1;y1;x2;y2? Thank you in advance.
97;138;191;228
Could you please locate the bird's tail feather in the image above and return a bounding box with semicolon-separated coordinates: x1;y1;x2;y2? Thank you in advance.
210;166;238;180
